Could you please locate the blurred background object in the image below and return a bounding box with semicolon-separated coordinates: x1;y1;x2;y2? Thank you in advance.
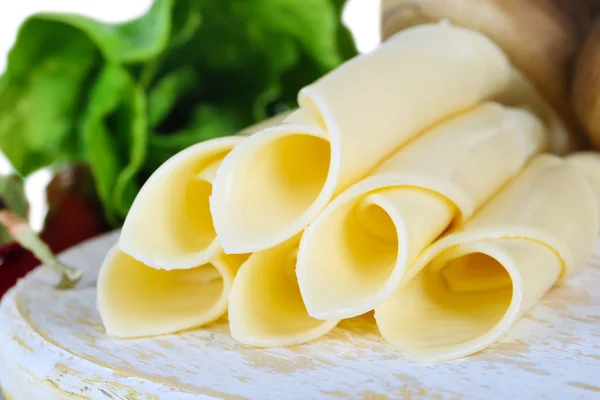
380;0;595;147
573;17;600;149
0;0;378;296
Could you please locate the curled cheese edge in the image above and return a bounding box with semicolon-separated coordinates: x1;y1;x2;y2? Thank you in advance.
375;153;600;363
119;136;242;271
97;246;249;338
296;103;546;320
228;236;339;347
119;111;290;271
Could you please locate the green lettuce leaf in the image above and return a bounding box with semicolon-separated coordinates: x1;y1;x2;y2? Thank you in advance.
0;20;98;175
148;67;199;128
79;64;148;224
42;0;175;64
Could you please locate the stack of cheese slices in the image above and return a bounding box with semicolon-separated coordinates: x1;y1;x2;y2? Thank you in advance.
97;22;600;363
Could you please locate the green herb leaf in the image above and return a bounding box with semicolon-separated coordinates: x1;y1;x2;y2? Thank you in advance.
79;64;148;224
249;0;345;71
44;0;175;64
0;20;98;175
148;67;198;128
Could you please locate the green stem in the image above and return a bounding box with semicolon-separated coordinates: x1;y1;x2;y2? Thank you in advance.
0;209;82;289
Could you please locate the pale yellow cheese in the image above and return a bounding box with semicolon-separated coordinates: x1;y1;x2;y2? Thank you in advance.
97;246;249;338
119;112;289;271
296;103;545;320
119;136;240;271
228;236;338;347
210;23;569;255
375;153;600;363
98;114;291;338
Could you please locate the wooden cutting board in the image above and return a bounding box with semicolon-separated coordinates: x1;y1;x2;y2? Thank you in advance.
1;231;600;399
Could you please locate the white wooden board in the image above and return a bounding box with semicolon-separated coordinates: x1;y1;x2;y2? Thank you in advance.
1;231;600;399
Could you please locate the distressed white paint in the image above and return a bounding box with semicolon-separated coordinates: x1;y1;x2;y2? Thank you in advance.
1;231;600;399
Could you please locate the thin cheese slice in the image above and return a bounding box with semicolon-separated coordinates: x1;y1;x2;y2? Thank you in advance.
119;137;241;270
228;237;339;347
97;246;249;338
296;103;545;320
211;23;569;255
119;112;288;270
375;153;600;363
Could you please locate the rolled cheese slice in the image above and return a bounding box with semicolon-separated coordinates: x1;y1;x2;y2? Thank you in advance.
296;103;546;320
119;113;288;270
228;236;339;347
375;153;600;363
97;246;249;338
211;22;550;254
